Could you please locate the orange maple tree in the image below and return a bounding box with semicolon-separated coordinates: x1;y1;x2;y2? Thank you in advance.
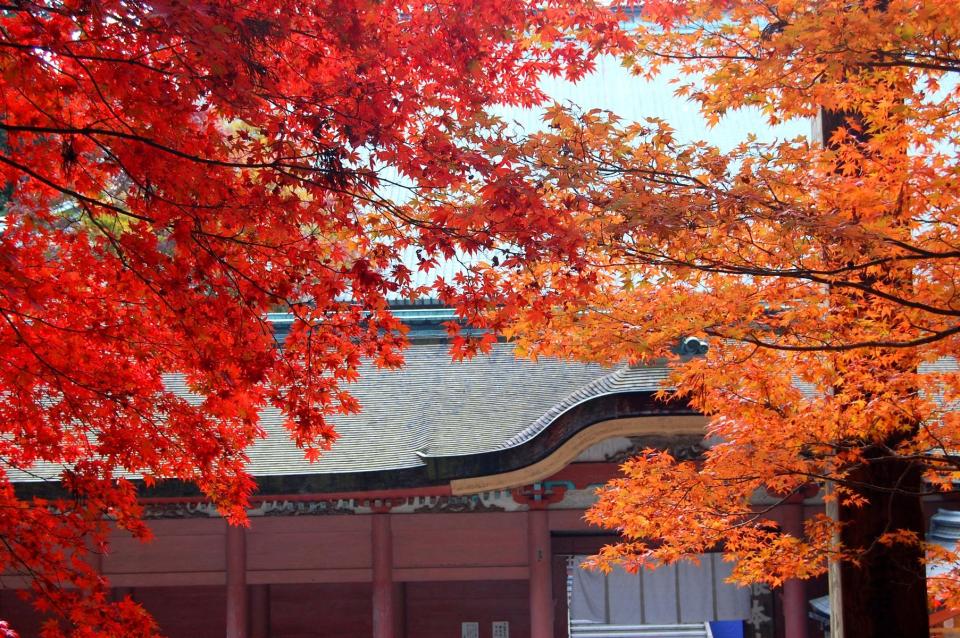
0;1;634;635
424;0;960;633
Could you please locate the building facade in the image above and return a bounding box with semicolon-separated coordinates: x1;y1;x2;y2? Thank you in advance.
3;308;840;638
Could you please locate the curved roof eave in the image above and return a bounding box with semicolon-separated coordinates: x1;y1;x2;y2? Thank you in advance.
417;389;700;485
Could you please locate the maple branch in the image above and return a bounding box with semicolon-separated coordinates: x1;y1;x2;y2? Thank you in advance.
0;123;343;174
618;246;960;318
864;56;960;74
0;41;179;76
880;237;960;260
705;323;960;352
635;47;757;62
0;152;154;222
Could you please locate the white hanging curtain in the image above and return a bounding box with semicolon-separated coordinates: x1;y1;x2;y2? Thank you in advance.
568;553;750;625
570;559;606;623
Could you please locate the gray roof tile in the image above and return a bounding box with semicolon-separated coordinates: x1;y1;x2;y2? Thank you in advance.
10;343;652;481
246;343;615;474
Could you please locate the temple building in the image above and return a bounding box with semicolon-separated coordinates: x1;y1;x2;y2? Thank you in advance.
2;306;841;638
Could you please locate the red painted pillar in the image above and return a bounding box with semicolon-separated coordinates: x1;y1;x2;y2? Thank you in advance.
529;508;553;638
250;584;270;638
782;503;808;638
372;513;395;638
226;523;248;638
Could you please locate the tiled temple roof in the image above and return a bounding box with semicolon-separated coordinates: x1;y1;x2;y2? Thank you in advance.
244;342;619;476
9;336;679;489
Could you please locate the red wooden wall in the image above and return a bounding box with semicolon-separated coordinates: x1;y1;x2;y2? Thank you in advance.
405;580;530;638
270;583;373;638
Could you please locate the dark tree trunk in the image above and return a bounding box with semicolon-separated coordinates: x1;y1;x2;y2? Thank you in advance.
839;449;929;638
819;0;928;618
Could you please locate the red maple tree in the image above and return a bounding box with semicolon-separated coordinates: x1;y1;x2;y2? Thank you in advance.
0;1;632;635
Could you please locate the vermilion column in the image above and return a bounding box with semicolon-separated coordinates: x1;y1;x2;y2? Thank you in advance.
372;513;395;638
782;503;808;638
528;508;553;638
226;523;248;638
